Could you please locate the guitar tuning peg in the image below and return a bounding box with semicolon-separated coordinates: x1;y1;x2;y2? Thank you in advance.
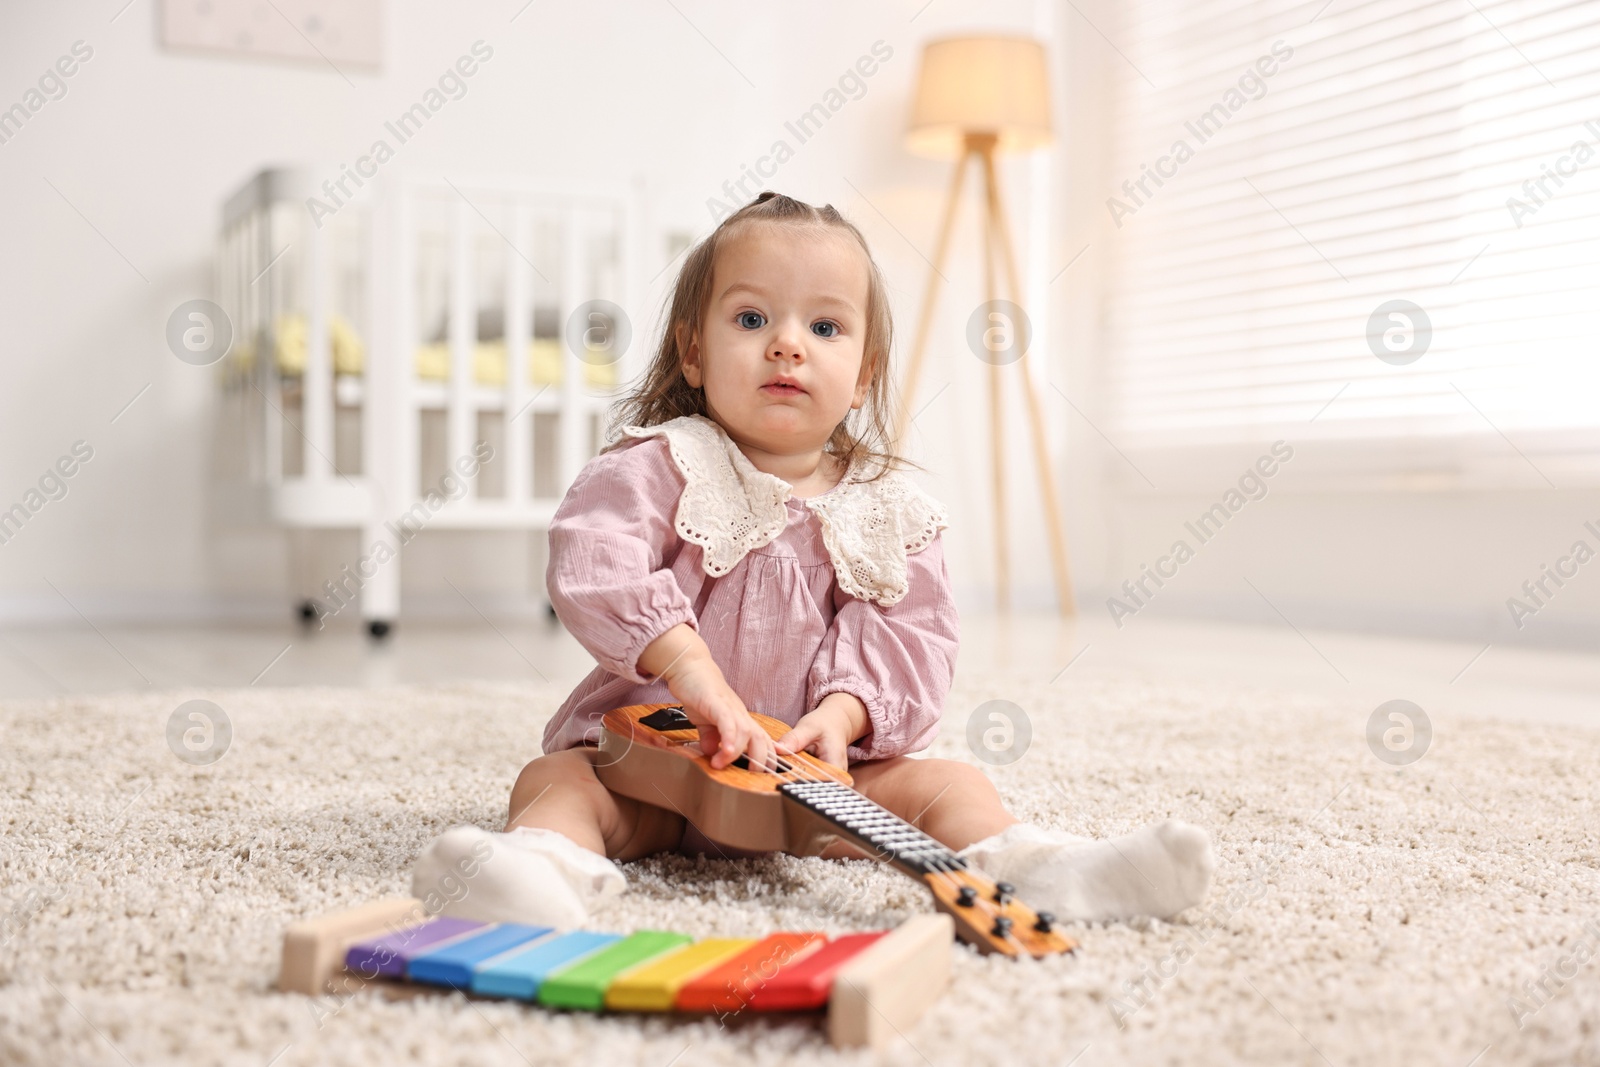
990;916;1014;939
993;881;1014;905
956;886;977;908
1033;911;1055;933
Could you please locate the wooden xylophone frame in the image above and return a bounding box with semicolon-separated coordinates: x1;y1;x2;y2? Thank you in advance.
278;897;953;1050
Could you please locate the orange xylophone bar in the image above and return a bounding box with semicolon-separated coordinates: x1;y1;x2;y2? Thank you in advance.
279;897;952;1050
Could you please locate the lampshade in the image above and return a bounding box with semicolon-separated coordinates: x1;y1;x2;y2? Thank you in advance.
905;35;1053;159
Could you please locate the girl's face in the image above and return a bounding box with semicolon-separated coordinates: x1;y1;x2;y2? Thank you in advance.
679;223;872;459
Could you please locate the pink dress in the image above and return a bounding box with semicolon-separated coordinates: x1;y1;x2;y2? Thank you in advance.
541;414;959;765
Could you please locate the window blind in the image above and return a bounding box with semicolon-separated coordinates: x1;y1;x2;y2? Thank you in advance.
1100;0;1600;478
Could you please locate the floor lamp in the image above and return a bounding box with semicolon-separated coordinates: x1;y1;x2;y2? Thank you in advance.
895;36;1075;615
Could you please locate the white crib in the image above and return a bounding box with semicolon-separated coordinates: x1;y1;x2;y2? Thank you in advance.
214;166;646;635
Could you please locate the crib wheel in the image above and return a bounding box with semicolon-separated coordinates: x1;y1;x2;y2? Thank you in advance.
367;620;393;640
297;600;320;626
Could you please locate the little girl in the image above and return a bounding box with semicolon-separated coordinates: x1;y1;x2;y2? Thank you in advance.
413;192;1214;929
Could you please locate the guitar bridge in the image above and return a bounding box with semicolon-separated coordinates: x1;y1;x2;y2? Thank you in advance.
638;706;694;732
638;707;794;773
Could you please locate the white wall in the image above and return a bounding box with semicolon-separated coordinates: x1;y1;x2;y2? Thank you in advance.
0;0;1059;624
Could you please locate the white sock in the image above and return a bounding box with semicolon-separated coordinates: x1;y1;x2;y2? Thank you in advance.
410;825;626;928
959;820;1215;923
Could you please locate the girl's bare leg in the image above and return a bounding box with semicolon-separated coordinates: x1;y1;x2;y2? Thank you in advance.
412;748;685;928
506;747;685;861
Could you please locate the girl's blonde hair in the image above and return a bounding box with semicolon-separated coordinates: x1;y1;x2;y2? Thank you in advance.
606;191;906;481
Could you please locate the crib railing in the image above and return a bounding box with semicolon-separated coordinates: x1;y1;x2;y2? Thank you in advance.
216;166;645;633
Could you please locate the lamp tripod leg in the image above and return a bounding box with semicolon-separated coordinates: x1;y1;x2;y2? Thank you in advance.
980;165;1009;611
980;146;1077;615
894;149;971;447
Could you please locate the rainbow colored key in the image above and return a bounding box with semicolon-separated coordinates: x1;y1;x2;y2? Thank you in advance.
747;931;885;1011
674;932;827;1014
407;924;552;989
471;930;621;1001
604;938;755;1012
346;916;483;979
537;930;693;1011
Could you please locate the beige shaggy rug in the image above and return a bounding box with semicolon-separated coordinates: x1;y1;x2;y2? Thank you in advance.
2;677;1598;1067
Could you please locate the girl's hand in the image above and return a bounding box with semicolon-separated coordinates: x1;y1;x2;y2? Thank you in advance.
777;693;869;770
638;625;777;772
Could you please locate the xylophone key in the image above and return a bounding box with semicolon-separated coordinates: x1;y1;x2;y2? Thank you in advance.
604;938;756;1012
745;932;886;1012
471;930;621;1001
406;924;553;989
346;916;485;979
537;930;693;1012
674;932;827;1014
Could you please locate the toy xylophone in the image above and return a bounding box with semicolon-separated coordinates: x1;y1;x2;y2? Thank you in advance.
279;896;953;1049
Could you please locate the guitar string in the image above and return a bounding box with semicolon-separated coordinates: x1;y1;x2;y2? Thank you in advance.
668;719;1032;950
648;722;975;905
767;754;1029;953
745;741;1030;949
744;746;974;897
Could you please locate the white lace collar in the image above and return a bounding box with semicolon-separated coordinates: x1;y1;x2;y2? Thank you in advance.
621;415;948;606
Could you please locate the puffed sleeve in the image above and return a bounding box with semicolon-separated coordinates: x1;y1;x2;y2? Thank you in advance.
806;533;960;762
546;435;698;684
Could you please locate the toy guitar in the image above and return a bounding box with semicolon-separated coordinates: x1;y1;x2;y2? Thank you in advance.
593;703;1077;960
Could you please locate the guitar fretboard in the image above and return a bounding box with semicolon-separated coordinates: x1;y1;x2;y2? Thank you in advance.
778;780;967;877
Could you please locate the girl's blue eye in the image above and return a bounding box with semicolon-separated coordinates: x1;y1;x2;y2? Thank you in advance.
812;321;838;338
738;311;765;330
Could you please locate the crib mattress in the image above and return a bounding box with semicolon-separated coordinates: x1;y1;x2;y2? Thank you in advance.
248;312;618;388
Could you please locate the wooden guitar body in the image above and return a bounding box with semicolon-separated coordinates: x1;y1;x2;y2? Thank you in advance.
594;703;1078;960
594;701;850;852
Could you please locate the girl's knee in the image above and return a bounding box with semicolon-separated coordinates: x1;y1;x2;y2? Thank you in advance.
513;748;601;789
925;757;993;789
855;755;995;809
506;748;681;858
882;755;990;790
509;749;609;817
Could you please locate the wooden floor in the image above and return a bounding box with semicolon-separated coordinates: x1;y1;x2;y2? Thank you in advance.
1;610;1594;729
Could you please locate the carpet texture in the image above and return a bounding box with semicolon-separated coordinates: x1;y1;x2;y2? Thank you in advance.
2;678;1598;1066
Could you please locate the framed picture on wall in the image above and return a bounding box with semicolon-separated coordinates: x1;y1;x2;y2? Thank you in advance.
159;0;383;71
